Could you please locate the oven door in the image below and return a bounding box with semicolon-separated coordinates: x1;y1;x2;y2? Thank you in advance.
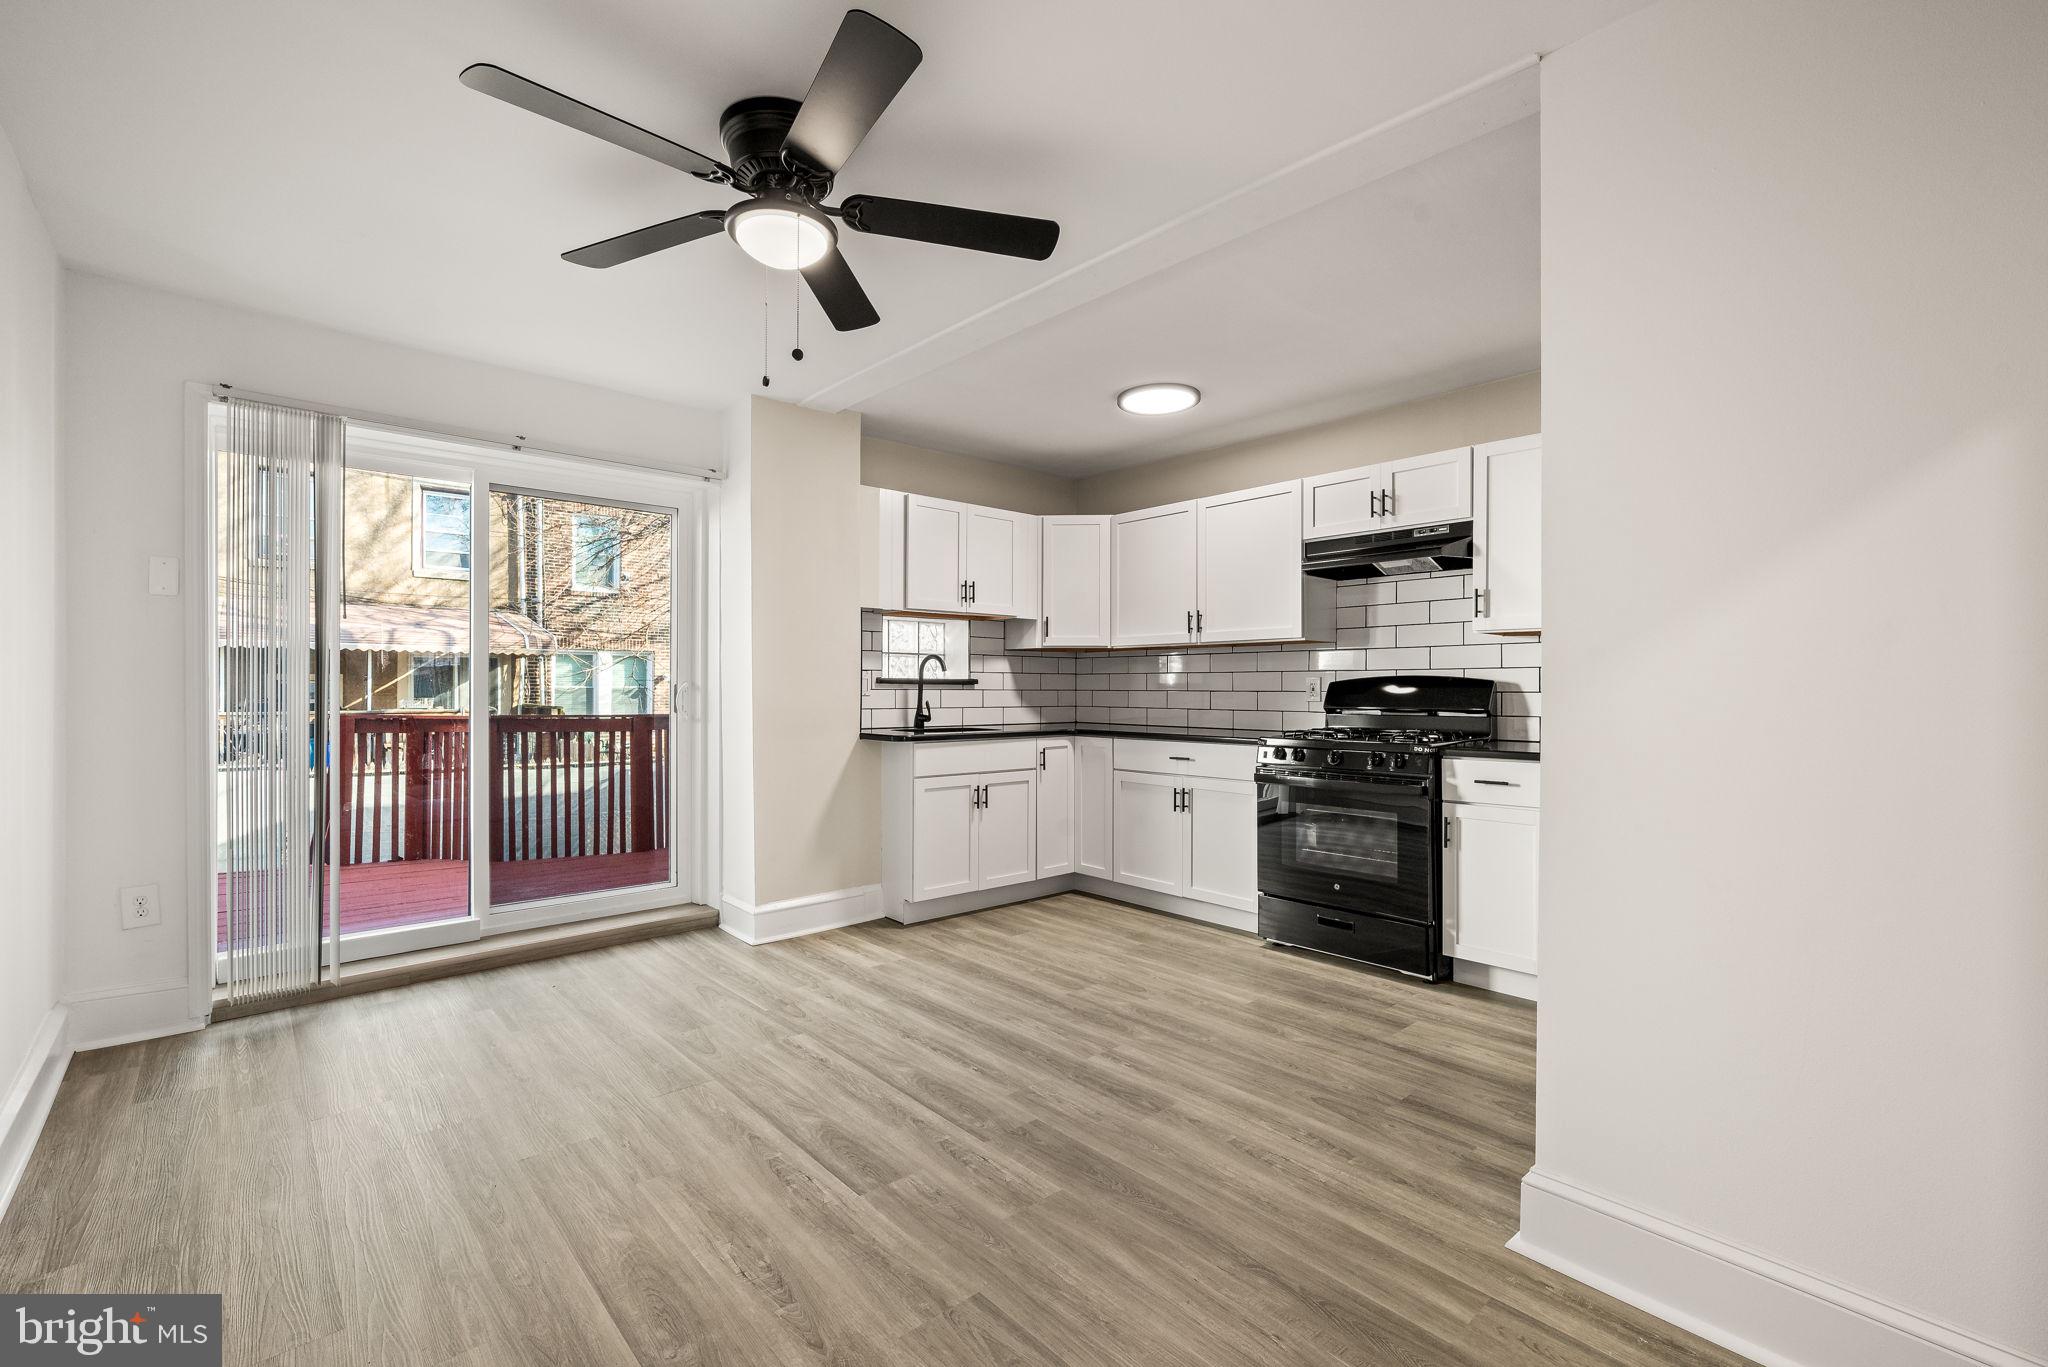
1256;771;1435;924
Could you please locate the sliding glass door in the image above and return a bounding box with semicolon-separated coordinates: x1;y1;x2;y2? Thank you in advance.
486;487;677;910
208;401;701;984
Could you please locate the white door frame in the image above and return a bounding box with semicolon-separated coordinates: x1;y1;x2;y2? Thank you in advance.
186;383;720;1020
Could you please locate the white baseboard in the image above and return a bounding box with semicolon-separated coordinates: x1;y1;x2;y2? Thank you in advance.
1452;958;1537;1001
1513;1169;2042;1367
63;979;206;1051
721;884;883;945
1;1004;72;1223
1072;876;1256;934
886;874;1075;925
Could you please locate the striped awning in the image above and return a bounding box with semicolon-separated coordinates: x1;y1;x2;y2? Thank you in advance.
334;602;555;655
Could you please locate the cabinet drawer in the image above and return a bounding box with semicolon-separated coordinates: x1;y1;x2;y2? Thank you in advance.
1257;894;1438;979
912;739;1039;777
1442;757;1540;807
1111;738;1255;781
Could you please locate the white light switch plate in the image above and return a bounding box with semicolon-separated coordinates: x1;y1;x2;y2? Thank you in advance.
148;557;180;596
119;883;162;930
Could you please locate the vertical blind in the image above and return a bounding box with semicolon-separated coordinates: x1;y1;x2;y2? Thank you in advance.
217;398;340;1001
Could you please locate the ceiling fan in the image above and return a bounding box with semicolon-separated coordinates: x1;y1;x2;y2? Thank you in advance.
460;9;1060;332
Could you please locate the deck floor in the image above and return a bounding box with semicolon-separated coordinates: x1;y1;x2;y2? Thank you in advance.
217;850;671;946
3;894;1751;1366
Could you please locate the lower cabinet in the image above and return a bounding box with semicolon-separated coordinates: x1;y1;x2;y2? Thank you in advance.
1074;737;1113;879
909;768;1038;900
1035;739;1074;878
1109;767;1257;914
1442;788;1539;976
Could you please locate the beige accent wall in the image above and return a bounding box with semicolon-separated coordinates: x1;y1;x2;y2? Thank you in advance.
745;397;879;905
1074;372;1539;513
861;435;1078;514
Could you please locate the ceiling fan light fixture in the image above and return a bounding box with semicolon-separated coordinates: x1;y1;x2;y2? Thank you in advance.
727;198;835;270
1117;382;1201;416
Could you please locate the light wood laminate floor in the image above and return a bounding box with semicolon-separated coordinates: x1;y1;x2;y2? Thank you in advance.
1;893;1750;1366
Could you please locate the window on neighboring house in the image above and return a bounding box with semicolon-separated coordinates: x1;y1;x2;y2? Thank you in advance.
414;483;471;578
403;655;465;712
550;651;653;715
571;513;622;593
881;616;971;681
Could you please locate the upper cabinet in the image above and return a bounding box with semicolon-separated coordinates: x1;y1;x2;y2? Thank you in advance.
1111;501;1201;646
1010;514;1112;649
1111;484;1332;648
881;490;1038;619
1196;481;1325;645
1302;446;1474;539
1471;434;1542;635
860;487;906;612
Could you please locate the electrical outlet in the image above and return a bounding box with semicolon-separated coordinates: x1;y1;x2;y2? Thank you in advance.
119;883;161;930
1305;672;1326;702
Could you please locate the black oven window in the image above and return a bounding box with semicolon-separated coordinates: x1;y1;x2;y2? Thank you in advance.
1294;803;1399;879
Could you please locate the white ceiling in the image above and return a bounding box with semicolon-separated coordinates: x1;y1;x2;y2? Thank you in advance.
0;0;1644;472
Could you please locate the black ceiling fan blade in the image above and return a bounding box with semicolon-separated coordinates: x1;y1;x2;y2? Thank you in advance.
781;10;923;175
460;63;732;181
840;194;1059;260
563;211;728;268
801;248;881;330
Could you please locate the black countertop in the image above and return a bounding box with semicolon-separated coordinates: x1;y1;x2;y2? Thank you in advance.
1441;740;1541;761
859;722;1267;746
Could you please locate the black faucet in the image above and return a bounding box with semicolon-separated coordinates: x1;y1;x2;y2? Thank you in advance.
912;653;946;733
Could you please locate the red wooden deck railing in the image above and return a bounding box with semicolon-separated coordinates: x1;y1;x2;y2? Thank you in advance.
336;712;669;866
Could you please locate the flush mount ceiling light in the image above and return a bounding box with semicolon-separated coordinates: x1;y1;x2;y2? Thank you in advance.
726;195;836;270
1117;382;1201;415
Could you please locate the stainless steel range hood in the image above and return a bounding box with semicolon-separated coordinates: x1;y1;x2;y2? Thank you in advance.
1302;520;1474;580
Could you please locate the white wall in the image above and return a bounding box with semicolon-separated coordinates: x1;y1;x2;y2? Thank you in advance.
0;123;63;1148
1528;4;2048;1364
59;273;722;1040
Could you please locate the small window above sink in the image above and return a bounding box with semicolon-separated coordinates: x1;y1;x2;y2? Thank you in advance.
878;615;972;684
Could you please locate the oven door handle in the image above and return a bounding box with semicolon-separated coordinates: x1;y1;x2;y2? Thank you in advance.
1257;772;1432;795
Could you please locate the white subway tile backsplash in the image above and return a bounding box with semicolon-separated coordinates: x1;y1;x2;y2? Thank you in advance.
859;567;1542;745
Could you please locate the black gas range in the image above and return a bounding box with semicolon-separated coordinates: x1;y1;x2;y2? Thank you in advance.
1254;675;1495;980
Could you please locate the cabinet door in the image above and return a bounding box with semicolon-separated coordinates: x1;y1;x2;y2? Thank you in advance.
1183;777;1257;913
1074;737;1114;879
1035;741;1074;878
1111;770;1185;895
1197;481;1303;644
1472;434;1542;634
911;775;978;900
1443;802;1539;973
965;505;1025;617
1112;502;1199;646
1379;446;1473;529
1041;515;1112;647
904;494;967;612
975;770;1039;890
1301;464;1386;539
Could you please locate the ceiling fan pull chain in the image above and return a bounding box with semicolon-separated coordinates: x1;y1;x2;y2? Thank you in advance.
792;274;803;362
761;262;772;388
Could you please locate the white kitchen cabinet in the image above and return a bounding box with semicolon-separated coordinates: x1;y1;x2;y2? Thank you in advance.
976;770;1039;889
1035;739;1074;878
1109;762;1257;913
1196;480;1327;644
1074;736;1113;879
1471;434;1542;635
910;774;979;900
1005;514;1111;650
1443;799;1539;975
1110;770;1185;896
1111;501;1199;646
1110;487;1331;648
1302;446;1473;538
900;491;1036;618
859;486;906;611
907;766;1037;899
1182;775;1257;913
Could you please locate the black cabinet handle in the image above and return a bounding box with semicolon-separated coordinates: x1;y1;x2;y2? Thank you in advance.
1196;609;1203;633
1186;609;1193;635
1472;778;1519;786
1315;915;1355;931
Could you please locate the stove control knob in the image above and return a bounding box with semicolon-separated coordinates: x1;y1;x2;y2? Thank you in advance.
1291;748;1307;762
1366;751;1386;768
1390;754;1408;770
1324;750;1346;767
